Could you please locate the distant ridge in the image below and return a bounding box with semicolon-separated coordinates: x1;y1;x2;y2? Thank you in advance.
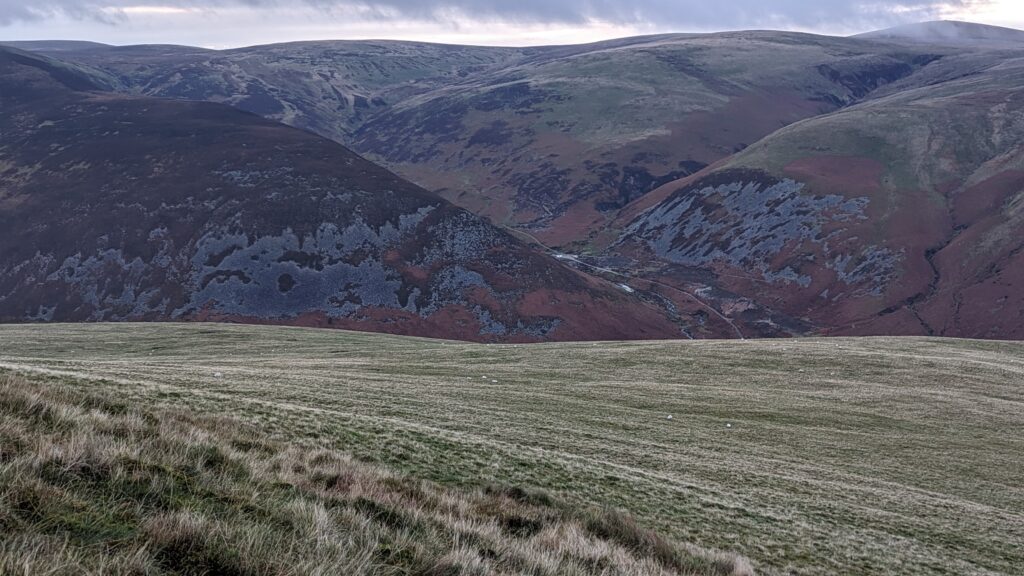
855;20;1024;47
0;40;111;52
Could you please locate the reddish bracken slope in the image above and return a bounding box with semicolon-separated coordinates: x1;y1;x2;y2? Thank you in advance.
616;53;1024;339
0;48;682;342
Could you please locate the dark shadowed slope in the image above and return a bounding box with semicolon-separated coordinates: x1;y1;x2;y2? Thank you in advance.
0;47;684;342
616;52;1024;339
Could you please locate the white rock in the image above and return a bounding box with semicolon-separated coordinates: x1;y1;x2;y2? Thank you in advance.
214;372;223;378
666;415;673;420
726;423;733;428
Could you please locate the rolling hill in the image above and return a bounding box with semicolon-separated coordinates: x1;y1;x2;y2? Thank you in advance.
1;39;530;143
0;368;751;575
24;33;953;243
854;20;1024;47
615;47;1024;339
349;32;951;242
0;47;684;341
1;323;1021;574
6;23;1024;340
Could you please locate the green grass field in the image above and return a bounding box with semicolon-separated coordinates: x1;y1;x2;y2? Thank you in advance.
1;323;1022;575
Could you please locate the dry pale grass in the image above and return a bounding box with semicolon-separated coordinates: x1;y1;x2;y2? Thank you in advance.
0;373;751;576
0;323;1022;575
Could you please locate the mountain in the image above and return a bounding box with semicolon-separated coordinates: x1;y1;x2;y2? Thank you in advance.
7;23;1024;340
21;33;950;245
16;40;529;142
615;51;1024;339
855;20;1024;47
349;32;955;243
0;47;684;342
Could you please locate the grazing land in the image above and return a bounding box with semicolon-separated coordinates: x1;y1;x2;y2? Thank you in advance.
0;374;746;576
1;323;1022;575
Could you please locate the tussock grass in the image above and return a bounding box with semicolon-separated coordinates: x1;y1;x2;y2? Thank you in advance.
0;374;751;576
1;323;1022;574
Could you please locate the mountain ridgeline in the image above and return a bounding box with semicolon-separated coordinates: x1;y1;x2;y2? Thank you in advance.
3;20;1023;340
0;47;681;341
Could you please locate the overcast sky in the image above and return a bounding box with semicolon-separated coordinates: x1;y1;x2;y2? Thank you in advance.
1;0;1021;48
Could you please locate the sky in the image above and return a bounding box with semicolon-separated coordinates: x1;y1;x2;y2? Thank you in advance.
0;0;1021;49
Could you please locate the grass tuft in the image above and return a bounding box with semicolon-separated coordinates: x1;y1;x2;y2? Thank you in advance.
5;323;1020;574
0;373;747;575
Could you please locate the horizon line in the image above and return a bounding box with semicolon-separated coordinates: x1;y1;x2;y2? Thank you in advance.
4;19;1023;52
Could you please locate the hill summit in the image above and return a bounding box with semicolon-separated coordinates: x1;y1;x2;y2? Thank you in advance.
855;20;1024;46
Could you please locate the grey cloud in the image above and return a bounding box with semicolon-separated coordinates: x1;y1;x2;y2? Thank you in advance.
0;0;988;30
0;1;117;25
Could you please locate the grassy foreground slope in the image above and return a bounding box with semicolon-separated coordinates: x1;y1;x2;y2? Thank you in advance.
0;374;746;576
1;324;1022;575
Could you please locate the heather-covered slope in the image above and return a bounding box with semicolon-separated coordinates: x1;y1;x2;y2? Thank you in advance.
617;51;1024;339
20;33;948;244
8;27;1024;340
0;47;682;341
351;32;947;243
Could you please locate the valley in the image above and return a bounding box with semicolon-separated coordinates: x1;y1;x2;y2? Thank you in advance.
0;46;682;342
6;20;1022;340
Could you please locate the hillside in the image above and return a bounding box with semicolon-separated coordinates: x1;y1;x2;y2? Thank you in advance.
18;33;950;244
0;47;684;341
0;372;749;575
10;40;529;142
350;32;950;242
855;20;1024;47
6;25;1024;340
616;52;1024;338
1;323;1022;575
